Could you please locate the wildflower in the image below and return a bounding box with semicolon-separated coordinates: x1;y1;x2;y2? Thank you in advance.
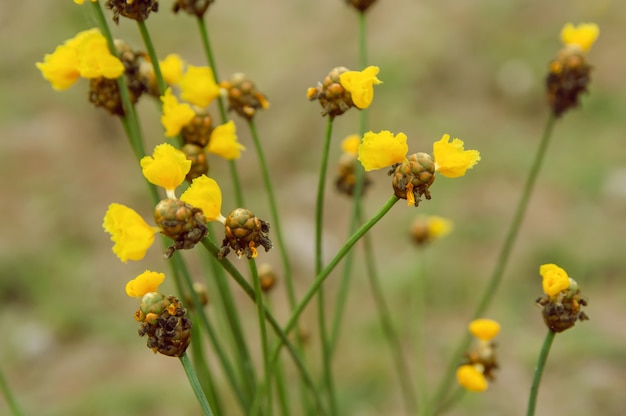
105;0;159;24
307;66;353;117
160;54;185;85
432;134;481;178
339;66;382;109
154;198;208;258
409;215;453;246
560;23;599;53
218;208;272;260
180;175;225;222
536;264;589;332
458;318;500;391
103;203;159;263
456;364;488;392
207;121;245;160
358;130;408;171
161;88;196;137
180;65;221;108
140;143;191;197
221;73;270;120
126;270;165;297
341;134;361;155
469;319;501;342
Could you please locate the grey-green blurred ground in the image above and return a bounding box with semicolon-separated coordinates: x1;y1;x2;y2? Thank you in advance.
1;0;625;415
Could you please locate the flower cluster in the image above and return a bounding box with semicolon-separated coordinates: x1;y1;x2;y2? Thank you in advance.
409;215;453;246
456;318;500;392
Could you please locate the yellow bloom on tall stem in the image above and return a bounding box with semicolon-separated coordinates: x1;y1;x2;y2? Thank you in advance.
456;364;488;392
432;134;480;178
160;54;185;85
357;130;408;171
180;175;225;223
540;263;571;296
160;88;195;137
207;121;245;160
339;66;382;109
560;23;599;53
140;143;191;196
469;319;501;341
103;203;159;263
126;270;165;297
180;65;221;108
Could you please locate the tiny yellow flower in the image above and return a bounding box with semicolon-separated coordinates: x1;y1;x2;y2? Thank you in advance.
357;130;408;171
540;263;570;296
560;23;599;53
103;203;158;263
74;0;97;3
432;134;480;178
140;143;191;193
426;215;453;239
126;270;165;297
160;88;195;137
160;54;185;85
180;175;224;222
456;364;488;392
339;65;382;109
207;121;245;160
469;319;501;341
180;65;221;108
341;134;361;155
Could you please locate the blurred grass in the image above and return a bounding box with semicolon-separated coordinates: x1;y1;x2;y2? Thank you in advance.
2;0;626;415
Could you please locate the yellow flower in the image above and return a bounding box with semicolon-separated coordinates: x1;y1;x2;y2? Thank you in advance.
180;65;221;108
180;175;224;222
339;66;382;109
469;319;501;341
426;215;453;239
74;0;97;3
341;134;361;155
160;88;195;137
140;143;191;193
36;43;81;90
103;203;158;263
160;54;185;85
540;263;570;296
560;23;599;53
432;134;480;178
126;270;165;297
456;364;488;392
357;130;408;171
207;121;245;160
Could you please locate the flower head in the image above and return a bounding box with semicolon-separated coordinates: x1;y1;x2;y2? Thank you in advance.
341;134;361;155
207;121;245;160
410;215;453;245
561;23;599;53
161;88;196;137
457;364;488;392
540;263;570;296
180;65;221;108
357;130;408;171
126;270;165;297
140;143;191;194
339;66;382;109
469;319;501;342
103;203;158;262
180;175;224;222
432;134;480;178
160;54;185;85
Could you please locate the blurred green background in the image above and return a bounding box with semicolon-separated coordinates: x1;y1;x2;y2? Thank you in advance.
2;0;625;415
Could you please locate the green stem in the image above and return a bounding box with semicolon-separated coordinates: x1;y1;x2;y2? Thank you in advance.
526;330;557;416
196;16;228;122
180;352;216;416
0;368;23;416
358;11;368;69
250;260;272;415
431;113;557;408
189;326;222;415
136;20;166;96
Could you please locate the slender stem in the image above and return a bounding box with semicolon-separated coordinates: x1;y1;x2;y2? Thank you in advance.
180;353;216;416
431;113;557;407
189;326;222;415
0;368;23;416
315;117;334;274
432;387;465;416
358;12;368;69
526;330;557;416
361;210;417;414
136;20;166;96
250;260;272;415
413;252;429;416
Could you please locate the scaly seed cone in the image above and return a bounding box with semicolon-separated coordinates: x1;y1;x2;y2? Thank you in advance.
182;114;213;147
182;143;209;181
136;293;192;357
154;198;208;258
221;73;269;120
307;66;354;117
105;0;159;24
218;208;272;259
546;50;592;117
389;152;436;206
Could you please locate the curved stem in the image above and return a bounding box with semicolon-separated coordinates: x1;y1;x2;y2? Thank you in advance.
0;368;23;416
526;330;556;416
180;352;216;416
431;114;557;408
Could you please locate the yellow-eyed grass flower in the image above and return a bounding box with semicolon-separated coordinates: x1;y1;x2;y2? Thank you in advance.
218;208;272;260
221;73;270;120
546;23;599;117
207;121;245;160
128;271;192;357
140;143;191;198
456;364;488;392
536;264;589;333
159;54;185;85
161;88;196;138
180;65;221;108
105;0;159;24
457;318;500;392
358;130;408;171
339;66;382;109
432;134;481;178
103;203;159;263
409;215;453;246
173;0;215;17
336;134;372;197
180;175;225;223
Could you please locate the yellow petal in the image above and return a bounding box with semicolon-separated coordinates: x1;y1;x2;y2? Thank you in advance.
540;263;570;296
207;121;245;160
160;88;195;137
432;134;480;178
125;270;165;297
339;65;382;109
426;215;453;239
36;44;81;90
560;23;599;53
357;130;408;171
180;175;223;222
341;134;361;155
180;65;221;108
456;364;488;392
468;319;501;341
103;203;158;263
140;143;191;191
160;54;185;85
